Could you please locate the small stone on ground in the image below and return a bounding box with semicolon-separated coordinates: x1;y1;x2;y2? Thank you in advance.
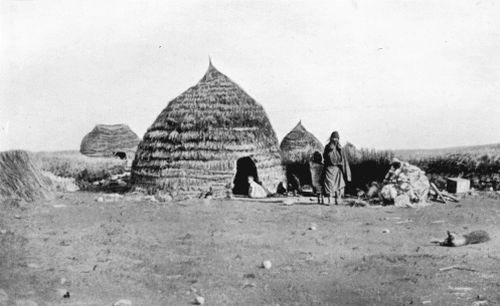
194;296;205;305
113;299;132;306
262;260;272;269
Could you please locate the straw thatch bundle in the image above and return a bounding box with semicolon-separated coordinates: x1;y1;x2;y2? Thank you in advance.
280;121;324;164
131;61;285;197
0;150;53;202
80;124;140;157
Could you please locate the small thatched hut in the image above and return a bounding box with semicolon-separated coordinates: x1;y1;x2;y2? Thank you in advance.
131;61;285;197
80;124;140;158
0;150;53;202
280;121;324;164
280;121;324;188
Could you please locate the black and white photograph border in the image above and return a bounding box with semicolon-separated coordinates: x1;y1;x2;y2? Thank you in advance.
1;1;499;305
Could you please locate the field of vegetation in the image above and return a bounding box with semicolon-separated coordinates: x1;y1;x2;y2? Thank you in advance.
408;153;500;191
346;143;500;193
32;143;500;197
394;143;500;160
34;151;127;190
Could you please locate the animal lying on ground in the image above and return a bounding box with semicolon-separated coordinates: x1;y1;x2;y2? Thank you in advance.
432;230;490;247
112;151;127;160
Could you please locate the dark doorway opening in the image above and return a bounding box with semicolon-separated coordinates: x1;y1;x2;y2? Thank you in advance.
233;156;259;195
113;151;127;160
285;151;323;195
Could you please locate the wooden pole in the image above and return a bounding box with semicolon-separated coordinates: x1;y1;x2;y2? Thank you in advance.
430;182;447;204
441;191;459;202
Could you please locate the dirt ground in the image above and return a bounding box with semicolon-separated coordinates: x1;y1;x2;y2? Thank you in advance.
1;192;499;306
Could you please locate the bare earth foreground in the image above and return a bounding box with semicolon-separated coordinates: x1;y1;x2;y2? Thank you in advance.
1;193;499;306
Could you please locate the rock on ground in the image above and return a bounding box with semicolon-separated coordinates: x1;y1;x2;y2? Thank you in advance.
113;299;132;306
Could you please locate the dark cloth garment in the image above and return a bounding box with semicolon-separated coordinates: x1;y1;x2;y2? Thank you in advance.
324;144;342;166
322;143;351;195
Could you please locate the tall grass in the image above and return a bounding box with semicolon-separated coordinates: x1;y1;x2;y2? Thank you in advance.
346;148;394;194
346;147;500;192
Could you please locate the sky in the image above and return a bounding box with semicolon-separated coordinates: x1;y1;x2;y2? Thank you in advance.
1;0;499;151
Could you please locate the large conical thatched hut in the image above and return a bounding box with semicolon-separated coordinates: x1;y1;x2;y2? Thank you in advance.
280;121;324;188
80;124;140;158
131;61;285;197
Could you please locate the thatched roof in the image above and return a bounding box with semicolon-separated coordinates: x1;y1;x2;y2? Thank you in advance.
131;61;284;197
80;124;140;157
280;121;324;164
0;150;53;202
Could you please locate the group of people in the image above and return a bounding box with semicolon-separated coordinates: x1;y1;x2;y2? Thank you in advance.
310;131;351;205
243;130;352;204
247;130;429;207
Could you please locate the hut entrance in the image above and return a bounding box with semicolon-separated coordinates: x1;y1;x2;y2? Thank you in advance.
113;151;127;160
285;151;323;195
285;163;311;191
233;156;259;195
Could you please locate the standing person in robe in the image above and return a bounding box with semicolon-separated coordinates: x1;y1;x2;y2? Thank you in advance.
309;151;324;204
321;131;351;205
